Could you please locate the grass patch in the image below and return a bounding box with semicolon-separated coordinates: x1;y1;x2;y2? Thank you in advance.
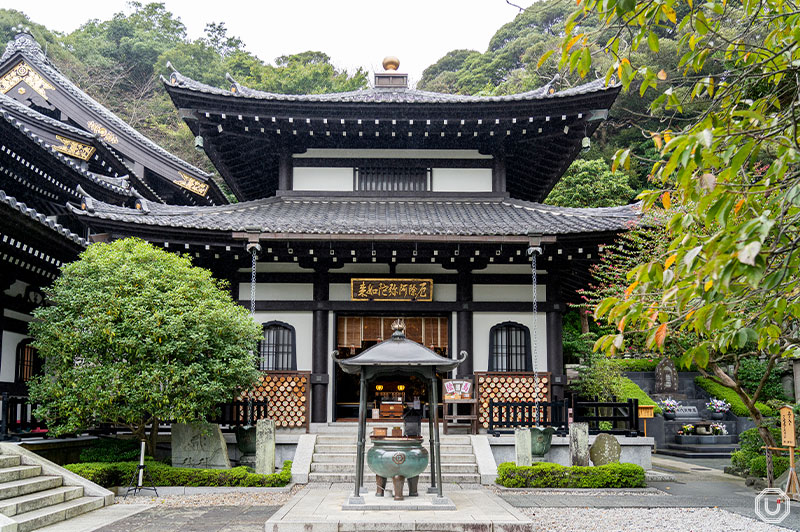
496;462;645;488
694;377;775;417
619;377;662;415
65;459;292;488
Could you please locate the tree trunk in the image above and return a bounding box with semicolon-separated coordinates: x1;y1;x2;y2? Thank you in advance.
708;363;776;447
147;417;159;457
580;311;590;334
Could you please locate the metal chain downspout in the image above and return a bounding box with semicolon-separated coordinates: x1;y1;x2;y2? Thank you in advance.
528;245;542;425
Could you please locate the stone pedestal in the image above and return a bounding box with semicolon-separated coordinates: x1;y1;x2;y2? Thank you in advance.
570;422;589;466
256;418;276;474
172;422;231;469
515;428;532;467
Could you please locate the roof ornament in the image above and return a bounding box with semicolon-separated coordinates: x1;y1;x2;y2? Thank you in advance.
375;56;407;89
391;318;406;339
382;56;400;71
225;73;241;94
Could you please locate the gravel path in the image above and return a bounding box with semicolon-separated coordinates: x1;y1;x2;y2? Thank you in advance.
521;507;792;532
113;485;302;507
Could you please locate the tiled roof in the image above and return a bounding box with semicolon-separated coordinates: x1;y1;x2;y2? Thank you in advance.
1;30;213;180
69;195;640;236
0;189;86;246
167;69;615;105
0;96;136;198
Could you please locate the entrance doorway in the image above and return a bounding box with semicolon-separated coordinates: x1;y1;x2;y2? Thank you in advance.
334;316;449;420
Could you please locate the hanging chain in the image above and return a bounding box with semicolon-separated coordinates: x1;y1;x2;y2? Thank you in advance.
529;246;542;425
250;248;258;315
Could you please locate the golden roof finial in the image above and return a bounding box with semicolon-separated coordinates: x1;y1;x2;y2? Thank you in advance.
382;56;400;71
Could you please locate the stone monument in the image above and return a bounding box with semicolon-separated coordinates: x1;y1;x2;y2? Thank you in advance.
654;357;679;395
172;422;231;469
570;422;590;466
515;428;533;466
256;418;276;474
589;433;622;466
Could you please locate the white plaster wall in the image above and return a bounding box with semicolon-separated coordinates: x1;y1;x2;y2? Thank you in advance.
395;264;448;274
337;264;390;274
252;311;314;371
294;149;490;159
476;265;544;275
473;284;546;302
472;312;547;373
0;331;27;382
254;263;313;273
239;283;313;301
431;168;492;192
292;167;353;191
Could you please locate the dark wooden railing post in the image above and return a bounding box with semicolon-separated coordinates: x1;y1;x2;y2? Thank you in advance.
0;393;7;441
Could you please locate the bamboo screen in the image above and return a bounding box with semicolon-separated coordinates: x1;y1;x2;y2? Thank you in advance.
475;372;550;429
337;317;448;352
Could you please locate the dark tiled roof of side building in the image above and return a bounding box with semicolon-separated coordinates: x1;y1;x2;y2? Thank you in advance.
69;195;640;236
1;30;215;182
0;189;86;246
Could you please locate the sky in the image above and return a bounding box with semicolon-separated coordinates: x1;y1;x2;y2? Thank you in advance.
4;0;536;84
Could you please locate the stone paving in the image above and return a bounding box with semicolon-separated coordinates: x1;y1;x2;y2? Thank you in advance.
92;505;281;532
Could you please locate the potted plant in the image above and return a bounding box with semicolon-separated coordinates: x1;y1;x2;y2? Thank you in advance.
659;398;680;420
706;398;731;420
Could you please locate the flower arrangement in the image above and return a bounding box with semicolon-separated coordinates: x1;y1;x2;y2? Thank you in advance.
659;398;680;413
710;423;728;435
706;398;731;413
680;424;695;435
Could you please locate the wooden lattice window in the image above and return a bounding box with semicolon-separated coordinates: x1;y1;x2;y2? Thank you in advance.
488;322;532;372
15;339;41;383
356;167;428;192
259;321;296;371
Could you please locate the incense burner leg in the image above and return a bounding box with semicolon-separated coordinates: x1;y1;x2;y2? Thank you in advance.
407;475;419;497
392;475;405;501
376;475;386;497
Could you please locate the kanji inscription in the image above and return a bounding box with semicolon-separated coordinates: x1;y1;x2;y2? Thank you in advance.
351;279;433;302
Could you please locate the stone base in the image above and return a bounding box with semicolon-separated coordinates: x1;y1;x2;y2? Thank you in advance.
239;453;256;469
266;487;532;531
342;492;457;511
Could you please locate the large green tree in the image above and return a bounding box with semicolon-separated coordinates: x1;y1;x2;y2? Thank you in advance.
28;238;262;453
545;159;636;207
551;0;800;446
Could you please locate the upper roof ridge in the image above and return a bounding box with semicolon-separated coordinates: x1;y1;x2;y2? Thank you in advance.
0;26;52;67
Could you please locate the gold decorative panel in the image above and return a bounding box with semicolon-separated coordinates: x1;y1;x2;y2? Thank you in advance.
86;121;119;144
0;61;54;99
53;135;96;161
240;371;310;430
476;372;550;429
351;278;433;301
176;171;210;196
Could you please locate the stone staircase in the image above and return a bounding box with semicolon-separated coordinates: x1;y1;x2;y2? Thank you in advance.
308;432;481;485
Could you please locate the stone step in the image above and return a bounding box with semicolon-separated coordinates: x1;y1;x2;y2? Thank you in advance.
314;444;472;454
0;476;63;501
308;472;481;484
13;496;104;532
0;456;21;469
0;486;84;517
311;452;476;464
310;462;478;474
314;434;472;445
0;466;41;484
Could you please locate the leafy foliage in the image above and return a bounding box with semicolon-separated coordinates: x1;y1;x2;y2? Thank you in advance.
496;461;646;488
545;159;636;208
28;238;262;451
737;358;787;403
65;460;292;488
748;455;790;479
694;378;775;417
574;352;624;401
618;377;662;414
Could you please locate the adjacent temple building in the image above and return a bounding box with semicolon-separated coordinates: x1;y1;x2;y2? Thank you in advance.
0;29;637;426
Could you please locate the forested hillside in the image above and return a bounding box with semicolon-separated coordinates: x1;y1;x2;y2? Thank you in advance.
1;1;711;207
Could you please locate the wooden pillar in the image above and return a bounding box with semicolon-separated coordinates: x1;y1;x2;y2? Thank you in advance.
456;268;473;378
278;151;292;191
492;153;506;194
311;268;329;423
546;270;565;400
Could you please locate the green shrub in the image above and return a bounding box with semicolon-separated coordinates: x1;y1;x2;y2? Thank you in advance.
730;450;751;472
618;377;662;415
729;427;782;474
65;460;292;488
694;377;775;417
495;461;646;488
738;358;786;402
79;438;140;463
748;455;790;478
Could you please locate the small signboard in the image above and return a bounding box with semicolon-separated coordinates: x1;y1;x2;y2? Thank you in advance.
351;278;433;301
638;405;655;419
781;405;796;448
444;379;472;400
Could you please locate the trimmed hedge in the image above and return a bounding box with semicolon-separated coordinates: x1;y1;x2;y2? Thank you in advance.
495;461;646;488
65;459;292;488
694;377;776;417
79;438;140;463
619;377;662;415
749;455;790;478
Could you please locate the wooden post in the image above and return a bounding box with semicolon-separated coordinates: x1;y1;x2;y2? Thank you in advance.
780;405;800;500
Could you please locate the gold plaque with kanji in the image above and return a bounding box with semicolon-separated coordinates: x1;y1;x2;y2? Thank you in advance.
781;405;795;447
351;278;433;302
